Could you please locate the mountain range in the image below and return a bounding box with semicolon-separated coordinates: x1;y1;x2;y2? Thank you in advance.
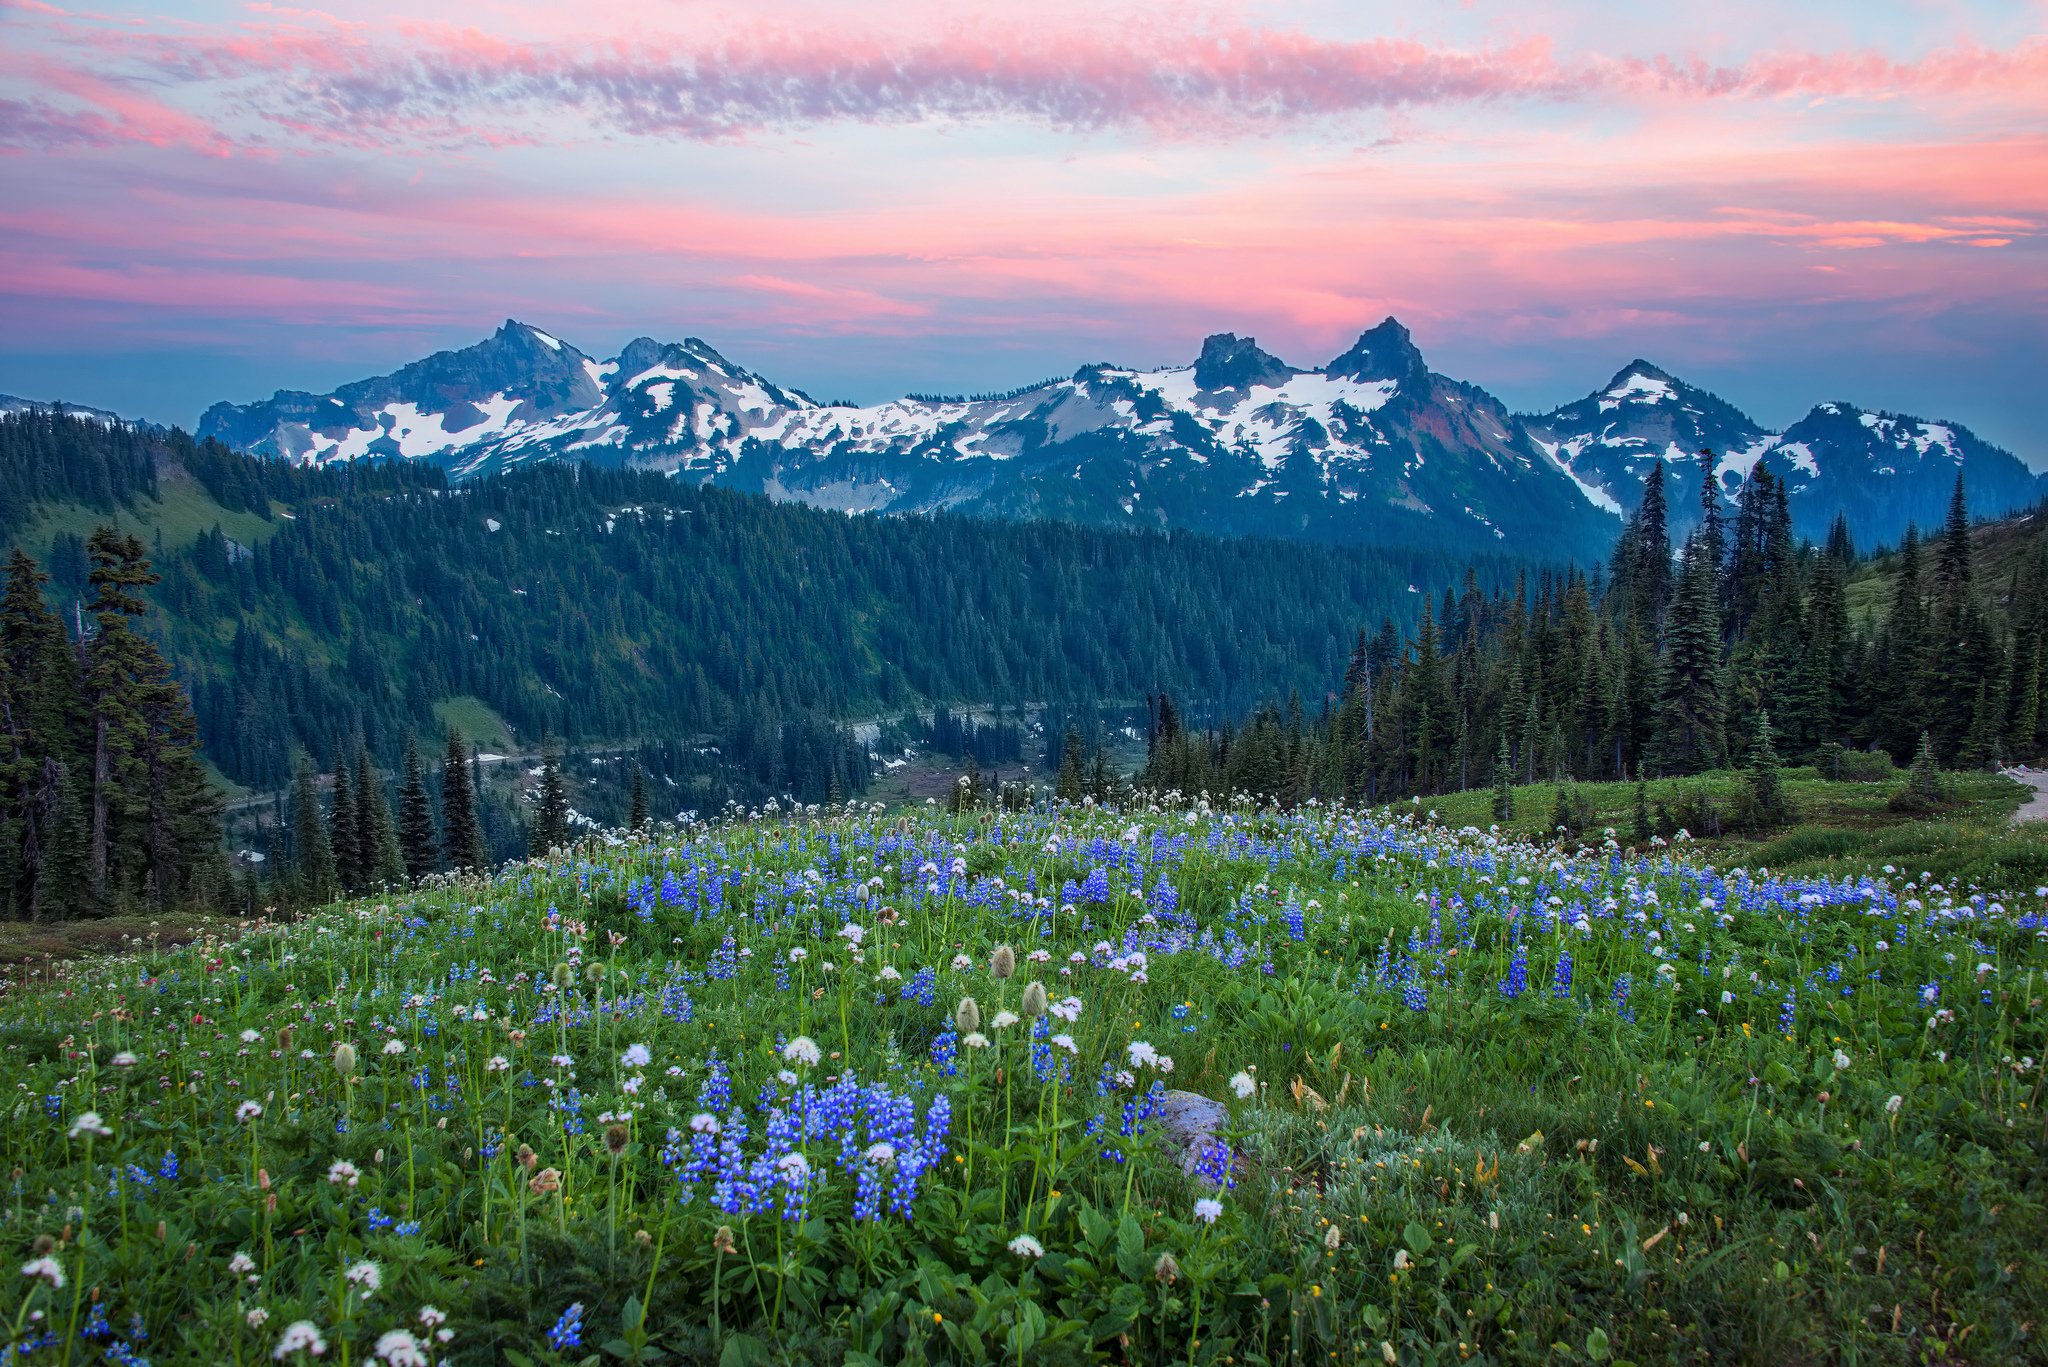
74;320;2044;560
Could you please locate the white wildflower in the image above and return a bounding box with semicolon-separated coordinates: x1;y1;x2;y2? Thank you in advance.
375;1329;429;1367
273;1320;327;1359
19;1256;64;1288
68;1111;111;1138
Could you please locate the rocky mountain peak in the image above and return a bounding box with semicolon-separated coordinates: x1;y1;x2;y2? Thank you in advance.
1192;334;1296;392
1326;317;1428;389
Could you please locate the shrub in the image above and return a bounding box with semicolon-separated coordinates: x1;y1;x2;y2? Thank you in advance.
1887;732;1951;813
1815;743;1896;783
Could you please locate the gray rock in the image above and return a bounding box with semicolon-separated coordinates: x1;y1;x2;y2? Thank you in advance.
1156;1089;1232;1184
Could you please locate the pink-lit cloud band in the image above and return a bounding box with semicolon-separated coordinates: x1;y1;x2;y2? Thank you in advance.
0;1;2042;461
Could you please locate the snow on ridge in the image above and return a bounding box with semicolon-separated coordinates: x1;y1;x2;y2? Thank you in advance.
1775;441;1819;478
1529;436;1624;516
529;328;563;352
1598;372;1674;411
1714;435;1781;485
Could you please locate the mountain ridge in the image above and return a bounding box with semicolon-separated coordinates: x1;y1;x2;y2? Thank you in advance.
144;320;2048;558
196;316;1620;561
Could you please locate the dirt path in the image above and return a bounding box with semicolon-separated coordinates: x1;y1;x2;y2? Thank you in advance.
2003;766;2048;824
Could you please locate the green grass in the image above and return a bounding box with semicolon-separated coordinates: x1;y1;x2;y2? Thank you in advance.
1;801;2043;1364
11;478;285;563
435;696;520;752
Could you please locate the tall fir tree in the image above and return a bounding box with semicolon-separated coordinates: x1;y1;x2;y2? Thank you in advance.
628;763;649;830
1658;536;1725;773
530;734;571;856
355;740;406;890
397;737;437;883
1744;709;1789;830
289;753;335;902
1;549;78;917
1490;736;1514;822
328;752;361;894
440;730;488;873
1632;458;1671;624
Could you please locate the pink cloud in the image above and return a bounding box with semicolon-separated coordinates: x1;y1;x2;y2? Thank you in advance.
5;4;2044;152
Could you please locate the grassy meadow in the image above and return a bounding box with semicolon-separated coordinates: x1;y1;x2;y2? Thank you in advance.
1;792;2045;1366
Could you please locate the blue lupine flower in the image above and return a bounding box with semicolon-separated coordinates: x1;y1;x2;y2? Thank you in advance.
547;1303;585;1351
1499;935;1529;999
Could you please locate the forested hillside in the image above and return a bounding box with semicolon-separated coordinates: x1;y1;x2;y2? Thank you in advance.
1137;456;2046;818
3;409;1511;802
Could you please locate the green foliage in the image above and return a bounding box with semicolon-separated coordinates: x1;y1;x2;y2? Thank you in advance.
3;799;2044;1364
398;737;437;883
0;534;222;918
529;735;571;857
1889;731;1952;814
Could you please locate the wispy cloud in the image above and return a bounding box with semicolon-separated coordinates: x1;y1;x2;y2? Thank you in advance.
6;3;2045;150
0;2;2040;457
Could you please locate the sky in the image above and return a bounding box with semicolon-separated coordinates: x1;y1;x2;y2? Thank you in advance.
2;0;2044;463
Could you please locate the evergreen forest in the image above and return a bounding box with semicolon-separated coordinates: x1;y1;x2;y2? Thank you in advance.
1139;458;2047;818
3;404;2045;914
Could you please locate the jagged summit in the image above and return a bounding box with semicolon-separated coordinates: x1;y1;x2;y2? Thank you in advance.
192;318;1616;560
1522;361;2043;543
186;320;2044;559
1326;317;1429;388
1192;334;1296;392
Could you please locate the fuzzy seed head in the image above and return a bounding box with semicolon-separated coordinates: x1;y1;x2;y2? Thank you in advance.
332;1044;357;1077
1020;981;1048;1018
990;945;1016;980
955;997;981;1034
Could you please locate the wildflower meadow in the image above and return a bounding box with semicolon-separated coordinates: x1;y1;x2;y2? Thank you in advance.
2;797;2044;1365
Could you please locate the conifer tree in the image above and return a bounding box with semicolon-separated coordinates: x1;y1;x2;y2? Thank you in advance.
37;764;89;921
628;763;649;830
355;740;405;890
1548;784;1574;837
1694;450;1726;619
530;735;571;856
1055;728;1084;802
328;752;361;894
62;529;218;911
441;730;489;873
1824;513;1855;564
1490;736;1514;822
397;737;437;883
1897;731;1948;810
81;527;162;907
1;549;78;916
1959;679;1999;771
1932;472;1974;611
2008;628;2042;758
289;753;335;902
1743;709;1789;830
1632;458;1671;623
1658;536;1724;773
